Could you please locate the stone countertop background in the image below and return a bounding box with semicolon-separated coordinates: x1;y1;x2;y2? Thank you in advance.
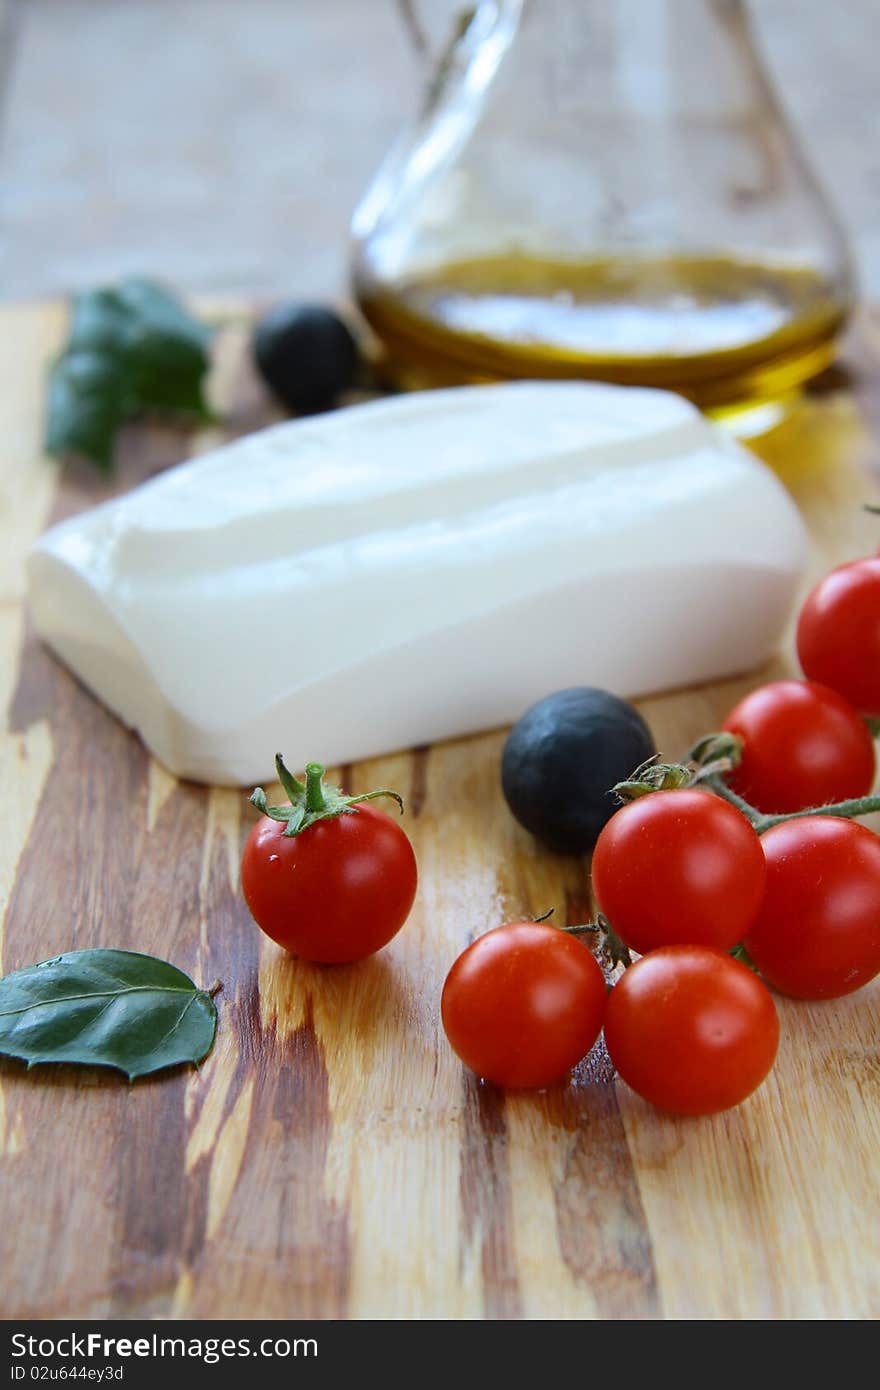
0;0;877;304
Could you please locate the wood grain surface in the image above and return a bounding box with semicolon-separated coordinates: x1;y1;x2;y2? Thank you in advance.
1;302;879;1321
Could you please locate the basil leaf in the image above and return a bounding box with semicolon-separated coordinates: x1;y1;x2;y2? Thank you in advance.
45;277;214;472
67;286;133;357
125;324;213;418
45;350;130;474
0;949;217;1080
116;278;214;418
116;277;213;354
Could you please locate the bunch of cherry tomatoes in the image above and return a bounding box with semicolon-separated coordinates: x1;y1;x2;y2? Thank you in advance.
444;550;880;1113
242;550;880;1118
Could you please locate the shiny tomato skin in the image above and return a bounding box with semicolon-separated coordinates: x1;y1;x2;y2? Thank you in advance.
441;923;606;1089
745;816;880;999
590;789;766;954
723;679;876;813
241;804;417;963
796;558;880;717
604;946;779;1115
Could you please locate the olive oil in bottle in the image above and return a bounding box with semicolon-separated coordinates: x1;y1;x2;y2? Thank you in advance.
355;252;850;416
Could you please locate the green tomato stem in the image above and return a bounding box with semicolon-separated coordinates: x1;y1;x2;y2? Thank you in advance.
755;794;880;832
728;942;759;972
305;762;329;813
250;754;405;839
702;775;765;828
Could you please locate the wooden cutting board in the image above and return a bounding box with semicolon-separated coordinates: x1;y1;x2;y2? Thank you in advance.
1;301;879;1321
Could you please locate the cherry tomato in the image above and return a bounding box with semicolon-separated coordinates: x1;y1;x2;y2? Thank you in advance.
722;679;875;813
441;922;606;1089
241;804;417;963
745;816;880;999
590;789;765;954
603;946;779;1115
796;558;880;717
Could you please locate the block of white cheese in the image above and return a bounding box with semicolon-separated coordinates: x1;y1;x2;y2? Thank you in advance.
28;382;807;785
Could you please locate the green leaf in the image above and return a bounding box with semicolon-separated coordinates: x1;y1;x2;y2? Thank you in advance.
116;277;213;354
45;350;130;473
0;949;217;1081
45;276;215;472
67;286;132;357
116;278;214;419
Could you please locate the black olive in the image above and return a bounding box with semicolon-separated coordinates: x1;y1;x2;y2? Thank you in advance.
253;303;359;413
501;687;655;854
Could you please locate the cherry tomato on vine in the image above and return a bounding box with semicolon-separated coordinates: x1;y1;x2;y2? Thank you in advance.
796;558;880;718
441;922;606;1088
722;680;875;813
242;759;417;964
590;789;765;954
745;816;880;999
603;946;779;1115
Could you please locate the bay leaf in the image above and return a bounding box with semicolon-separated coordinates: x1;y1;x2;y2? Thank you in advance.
0;949;217;1081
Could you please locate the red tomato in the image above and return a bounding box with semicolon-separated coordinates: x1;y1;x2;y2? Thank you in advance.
590;789;765;954
796;558;880;717
241;804;417;963
603;946;779;1115
745;816;880;999
723;680;875;813
441;922;606;1089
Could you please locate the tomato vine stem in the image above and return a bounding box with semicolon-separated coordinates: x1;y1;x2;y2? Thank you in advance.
700;775;765;828
564;915;633;971
615;733;880;836
702;772;880;833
